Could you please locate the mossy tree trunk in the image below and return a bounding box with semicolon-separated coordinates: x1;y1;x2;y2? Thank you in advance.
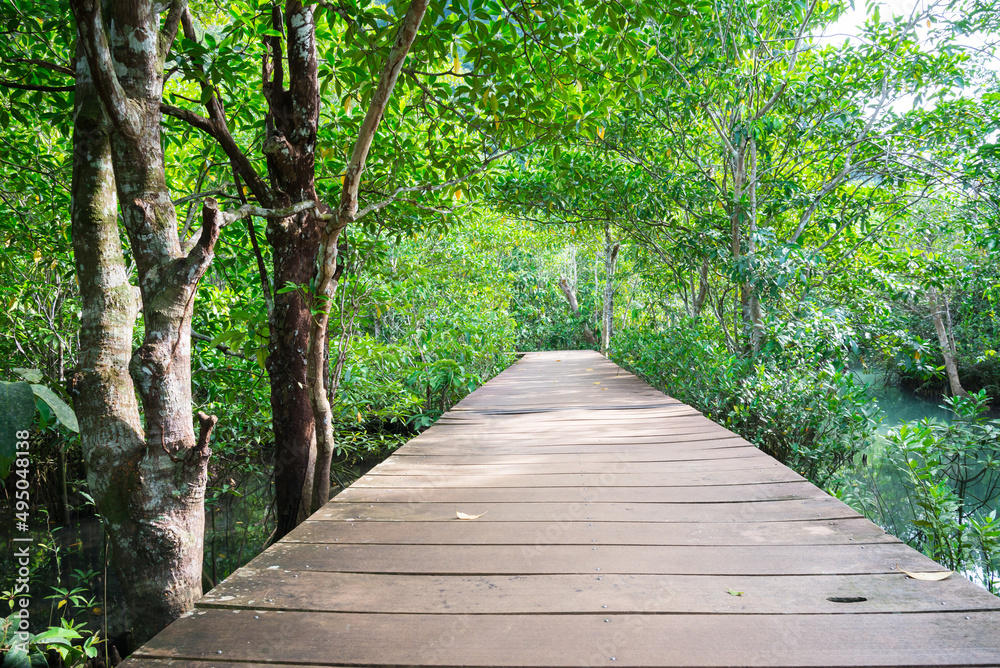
69;0;217;645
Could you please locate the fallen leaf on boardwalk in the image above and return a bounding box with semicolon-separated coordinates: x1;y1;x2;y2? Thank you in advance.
586;368;593;371
594;382;601;384
726;588;743;596
897;564;952;580
456;511;486;520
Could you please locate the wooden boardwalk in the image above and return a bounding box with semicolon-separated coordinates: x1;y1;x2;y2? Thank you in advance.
128;350;1000;667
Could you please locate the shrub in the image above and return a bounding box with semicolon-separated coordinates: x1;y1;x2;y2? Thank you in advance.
612;323;879;487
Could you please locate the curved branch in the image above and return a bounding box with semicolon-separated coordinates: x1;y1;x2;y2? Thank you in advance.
69;0;138;135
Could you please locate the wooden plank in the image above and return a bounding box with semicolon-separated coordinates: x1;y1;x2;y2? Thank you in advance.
412;421;730;438
434;410;704;425
350;469;803;488
410;419;737;437
313;497;862;522
200;570;1000;615
284;517;899;546
397;434;753;453
366;456;780;476
395;442;753;457
132;609;1000;667
122;663;336;668
388;446;764;464
244;542;939;575
332;481;824;504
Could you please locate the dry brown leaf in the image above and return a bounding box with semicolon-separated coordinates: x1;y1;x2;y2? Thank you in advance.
897;564;953;581
456;511;486;520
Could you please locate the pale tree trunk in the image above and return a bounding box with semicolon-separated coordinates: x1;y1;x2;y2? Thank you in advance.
730;143;746;352
692;258;710;319
930;288;969;398
307;0;430;515
557;277;597;346
600;225;620;357
729;135;763;354
746;136;764;353
69;0;217;645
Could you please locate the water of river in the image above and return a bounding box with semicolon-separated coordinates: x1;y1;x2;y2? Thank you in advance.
847;368;999;594
851;368;954;427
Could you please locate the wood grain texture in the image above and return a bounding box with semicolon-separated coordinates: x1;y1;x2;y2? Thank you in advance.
123;350;1000;668
132;609;1000;666
200;571;1000;615
283;517;899;545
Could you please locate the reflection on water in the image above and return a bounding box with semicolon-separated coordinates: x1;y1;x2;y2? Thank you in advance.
845;368;999;594
0;513;129;637
851;368;954;427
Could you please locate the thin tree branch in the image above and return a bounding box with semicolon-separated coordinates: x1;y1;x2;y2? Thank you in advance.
9;58;74;76
355;143;531;220
0;80;73;92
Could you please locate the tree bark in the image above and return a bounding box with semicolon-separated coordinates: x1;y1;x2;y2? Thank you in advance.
167;1;429;537
692;258;710;319
601;226;620;357
307;0;430;515
69;0;216;645
746;136;764;354
261;1;325;532
930;289;969;399
730;142;746;352
557;277;597;345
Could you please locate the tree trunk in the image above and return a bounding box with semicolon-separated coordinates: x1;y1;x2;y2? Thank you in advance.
746;136;764;354
557;277;597;345
261;1;325;532
601;226;620;357
730;144;746;352
168;1;428;537
307;0;430;515
930;289;969;399
729;135;762;354
70;0;217;645
692;258;710;319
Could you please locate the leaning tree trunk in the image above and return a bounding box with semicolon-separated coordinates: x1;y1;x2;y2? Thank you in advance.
70;0;217;645
930;289;969;399
692;258;710;320
600;226;620;357
557;277;597;346
162;1;409;537
307;0;430;515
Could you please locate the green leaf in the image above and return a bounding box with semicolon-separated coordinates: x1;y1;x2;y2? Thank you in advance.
29;384;79;433
0;381;35;479
3;647;31;668
13;368;43;383
32;626;82;643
